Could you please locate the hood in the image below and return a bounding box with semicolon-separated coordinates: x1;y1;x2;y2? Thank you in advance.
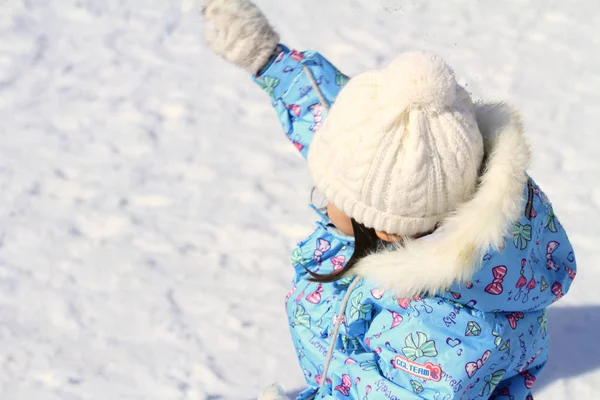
353;102;576;312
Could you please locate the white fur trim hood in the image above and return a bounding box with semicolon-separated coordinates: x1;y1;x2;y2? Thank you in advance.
352;102;532;298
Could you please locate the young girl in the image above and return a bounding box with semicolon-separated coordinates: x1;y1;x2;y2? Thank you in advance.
202;1;577;399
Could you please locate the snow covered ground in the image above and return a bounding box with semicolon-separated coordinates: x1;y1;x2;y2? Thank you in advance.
0;0;599;399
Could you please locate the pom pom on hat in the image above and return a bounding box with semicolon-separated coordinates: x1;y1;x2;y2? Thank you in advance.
381;51;458;110
307;51;484;237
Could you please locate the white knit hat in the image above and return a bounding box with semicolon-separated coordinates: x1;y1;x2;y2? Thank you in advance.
307;52;484;237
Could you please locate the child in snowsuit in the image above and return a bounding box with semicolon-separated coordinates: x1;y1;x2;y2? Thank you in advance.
202;1;577;399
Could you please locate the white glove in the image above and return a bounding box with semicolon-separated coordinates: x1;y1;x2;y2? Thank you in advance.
258;383;291;400
202;0;280;74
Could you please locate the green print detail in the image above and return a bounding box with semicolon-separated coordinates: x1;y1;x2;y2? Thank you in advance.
257;76;280;96
293;304;311;329
538;310;547;339
492;331;510;352
540;276;549;292
512;222;532;250
402;332;438;361
410;380;424;394
337;276;354;287
359;360;378;371
480;370;506;396
350;292;373;320
341;335;362;350
291;248;311;266
465;321;482;337
447;300;465;309
335;71;350;87
545;208;558;232
493;331;502;348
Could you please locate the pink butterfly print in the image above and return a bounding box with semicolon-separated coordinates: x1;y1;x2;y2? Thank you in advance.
520;370;537;389
331;255;346;271
334;374;352;396
285;285;297;304
465;350;491;378
546;241;560;271
397;297;411;309
286;103;301;117
551;282;564;303
345;358;356;365
295;289;305;304
306;284;323;304
333;313;347;327
485;265;507;295
515;274;527;289
565;265;576;280
519;348;543;374
365;385;372;397
465;281;474;289
370;288;385;299
515;259;534;302
516;259;528;288
314;238;331;265
551;281;563;294
309;104;323;132
291;135;304;151
315;374;323;385
290;50;304;62
390;311;403;328
506;312;524;329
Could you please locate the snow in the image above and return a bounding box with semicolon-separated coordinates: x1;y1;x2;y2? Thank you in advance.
0;0;598;399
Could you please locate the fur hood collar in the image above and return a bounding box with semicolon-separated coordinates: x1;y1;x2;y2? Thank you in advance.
353;102;532;298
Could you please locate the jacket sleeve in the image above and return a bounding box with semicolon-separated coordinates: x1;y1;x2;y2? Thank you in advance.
252;45;349;159
318;296;507;399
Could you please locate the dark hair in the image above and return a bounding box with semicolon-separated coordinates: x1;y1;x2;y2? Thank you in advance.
304;218;383;283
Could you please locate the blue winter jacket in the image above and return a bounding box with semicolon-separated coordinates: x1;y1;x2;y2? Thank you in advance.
253;46;576;400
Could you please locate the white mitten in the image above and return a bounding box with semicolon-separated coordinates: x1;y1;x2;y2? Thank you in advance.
258;383;291;400
202;0;280;74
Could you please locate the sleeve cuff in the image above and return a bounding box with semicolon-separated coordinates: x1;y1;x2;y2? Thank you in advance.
253;44;307;99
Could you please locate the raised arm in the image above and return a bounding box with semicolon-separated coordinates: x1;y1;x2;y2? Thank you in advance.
252;45;348;158
202;0;349;159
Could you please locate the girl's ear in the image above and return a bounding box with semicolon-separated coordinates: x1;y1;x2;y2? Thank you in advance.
375;231;402;243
